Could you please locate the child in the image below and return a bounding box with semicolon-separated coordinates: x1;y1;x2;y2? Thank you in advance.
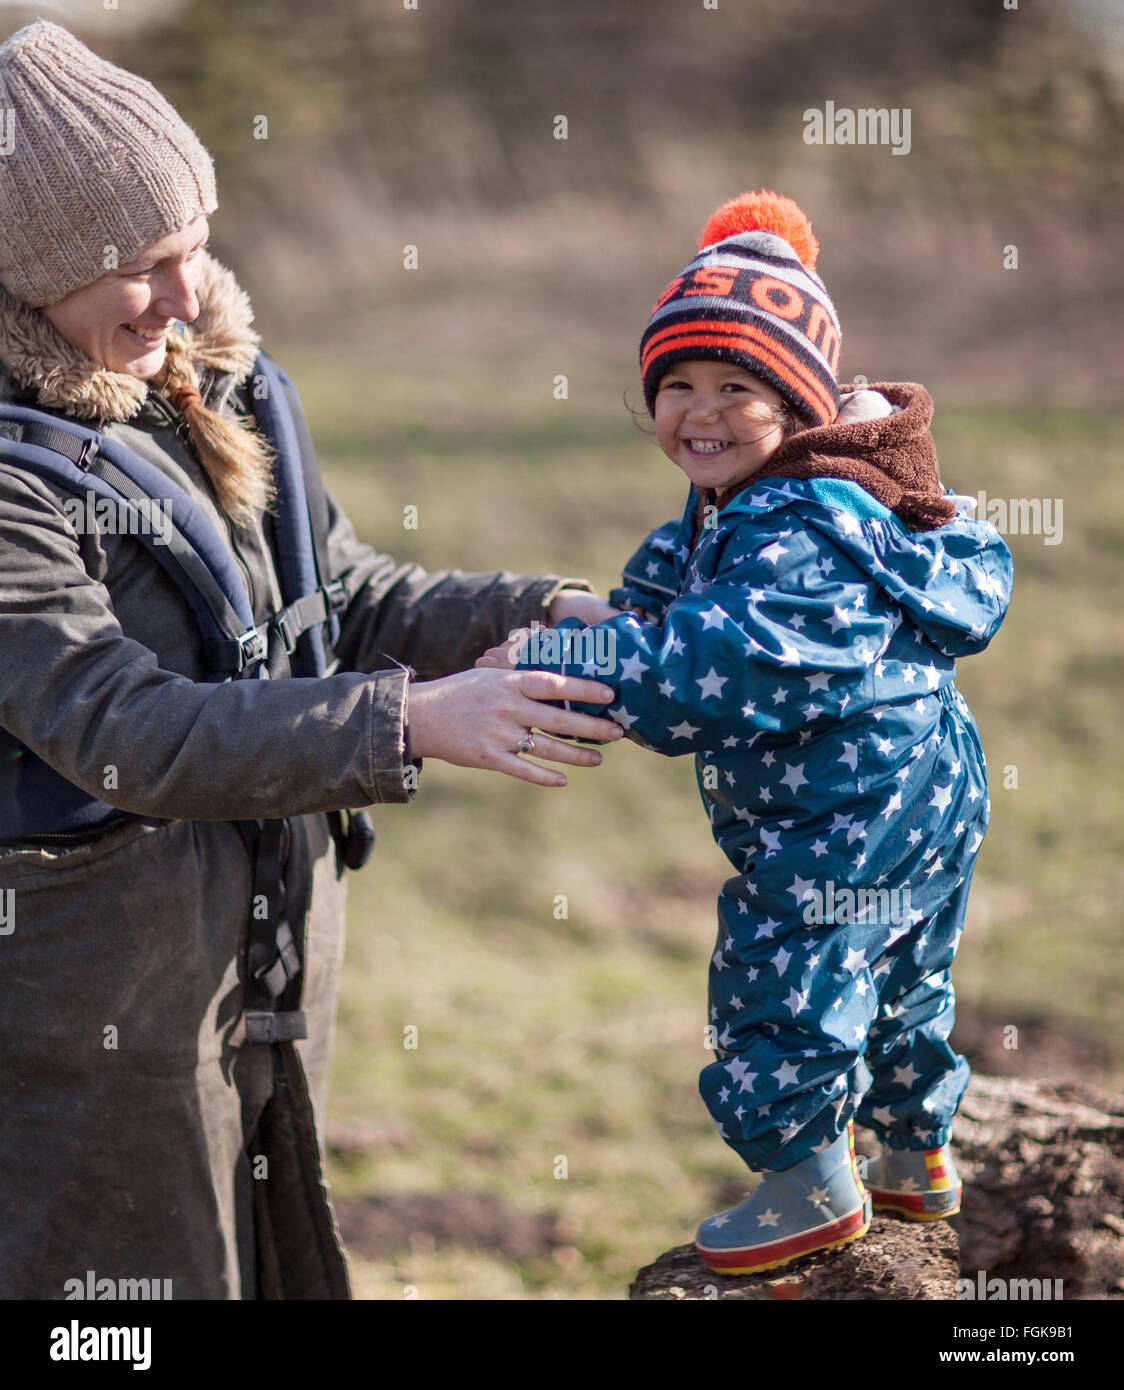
478;191;1012;1274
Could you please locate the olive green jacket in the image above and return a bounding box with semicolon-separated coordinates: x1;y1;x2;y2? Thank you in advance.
0;252;583;1299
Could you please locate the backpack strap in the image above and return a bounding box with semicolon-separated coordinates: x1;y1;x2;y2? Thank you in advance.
0;376;374;866
0;401;350;681
249;353;331;677
0;407;261;676
248;354;375;872
235;817;308;1044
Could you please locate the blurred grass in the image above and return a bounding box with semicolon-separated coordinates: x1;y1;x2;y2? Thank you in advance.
283;350;1124;1298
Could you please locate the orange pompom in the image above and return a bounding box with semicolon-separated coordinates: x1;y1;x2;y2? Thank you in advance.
698;190;820;270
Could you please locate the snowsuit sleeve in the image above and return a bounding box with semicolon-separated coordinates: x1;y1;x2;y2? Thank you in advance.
516;512;897;753
607;517;682;622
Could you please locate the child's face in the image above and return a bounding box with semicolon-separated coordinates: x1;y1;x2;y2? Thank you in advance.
654;360;787;493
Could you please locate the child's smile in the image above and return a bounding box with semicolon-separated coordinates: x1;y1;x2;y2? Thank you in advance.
655;360;789;494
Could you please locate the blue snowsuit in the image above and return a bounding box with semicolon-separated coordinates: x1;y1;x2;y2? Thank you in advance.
518;470;1012;1171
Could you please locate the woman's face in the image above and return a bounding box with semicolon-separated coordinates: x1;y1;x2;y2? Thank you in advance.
41;216;209;379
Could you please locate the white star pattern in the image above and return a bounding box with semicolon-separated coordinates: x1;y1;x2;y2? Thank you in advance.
539;480;1007;1169
784;987;810;1017
770;946;792;976
779;762;808;794
772;1061;800;1088
787;874;816;904
696;667;728;699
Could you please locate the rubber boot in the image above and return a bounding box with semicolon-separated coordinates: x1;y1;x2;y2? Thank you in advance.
696;1120;871;1275
865;1141;961;1220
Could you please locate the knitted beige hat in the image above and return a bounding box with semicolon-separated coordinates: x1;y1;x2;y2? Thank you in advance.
0;20;217;307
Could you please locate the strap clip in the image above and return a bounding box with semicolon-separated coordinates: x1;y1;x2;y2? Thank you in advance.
237;628;268;667
324;578;348;615
271;608;298;656
244;1010;308;1045
76;437;100;471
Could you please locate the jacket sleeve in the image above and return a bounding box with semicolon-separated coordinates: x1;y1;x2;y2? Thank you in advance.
516;513;895;754
0;466;416;820
607;518;683;622
323;488;592;679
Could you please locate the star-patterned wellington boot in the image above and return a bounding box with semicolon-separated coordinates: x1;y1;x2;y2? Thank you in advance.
696;1121;871;1275
865;1142;961;1220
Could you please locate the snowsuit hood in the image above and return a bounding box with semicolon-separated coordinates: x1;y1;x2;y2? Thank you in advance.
746;381;957;532
694;383;1009;659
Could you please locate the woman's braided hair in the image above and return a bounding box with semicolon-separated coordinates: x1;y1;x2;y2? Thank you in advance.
151;331;277;528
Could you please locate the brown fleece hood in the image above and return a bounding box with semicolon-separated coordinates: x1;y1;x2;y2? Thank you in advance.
704;382;956;536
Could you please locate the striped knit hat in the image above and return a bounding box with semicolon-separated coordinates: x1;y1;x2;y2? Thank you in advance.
0;20;217;307
640;191;841;428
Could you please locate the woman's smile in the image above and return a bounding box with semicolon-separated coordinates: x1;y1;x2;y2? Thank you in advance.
121;322;171;349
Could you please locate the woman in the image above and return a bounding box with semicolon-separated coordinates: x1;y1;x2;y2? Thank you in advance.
0;20;621;1299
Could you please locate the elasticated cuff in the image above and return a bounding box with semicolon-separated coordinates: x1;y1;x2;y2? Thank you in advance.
366;666;418;803
524;575;595;625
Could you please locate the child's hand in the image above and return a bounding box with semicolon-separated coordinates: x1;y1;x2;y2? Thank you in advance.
475;627;536;669
625;603;656;623
547;591;624;626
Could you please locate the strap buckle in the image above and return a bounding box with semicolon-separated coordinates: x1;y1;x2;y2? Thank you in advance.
76;437;100;471
271;608;298;655
324;578;348;615
244;1010;308;1045
237;628;267;667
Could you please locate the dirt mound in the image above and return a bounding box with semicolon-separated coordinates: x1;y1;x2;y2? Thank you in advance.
630;1074;1124;1300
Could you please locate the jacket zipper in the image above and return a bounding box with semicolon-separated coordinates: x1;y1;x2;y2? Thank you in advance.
8;821;132;846
146;389;257;614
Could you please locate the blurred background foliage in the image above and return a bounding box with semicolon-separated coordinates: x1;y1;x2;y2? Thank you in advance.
6;0;1121;1297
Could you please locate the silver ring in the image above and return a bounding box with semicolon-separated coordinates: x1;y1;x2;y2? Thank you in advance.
517;734;536;756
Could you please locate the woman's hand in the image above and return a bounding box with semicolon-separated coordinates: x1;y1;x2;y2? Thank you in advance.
547;590;624;626
406;666;624;787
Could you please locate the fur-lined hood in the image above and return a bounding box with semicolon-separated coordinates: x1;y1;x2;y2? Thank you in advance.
0;251;260;424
